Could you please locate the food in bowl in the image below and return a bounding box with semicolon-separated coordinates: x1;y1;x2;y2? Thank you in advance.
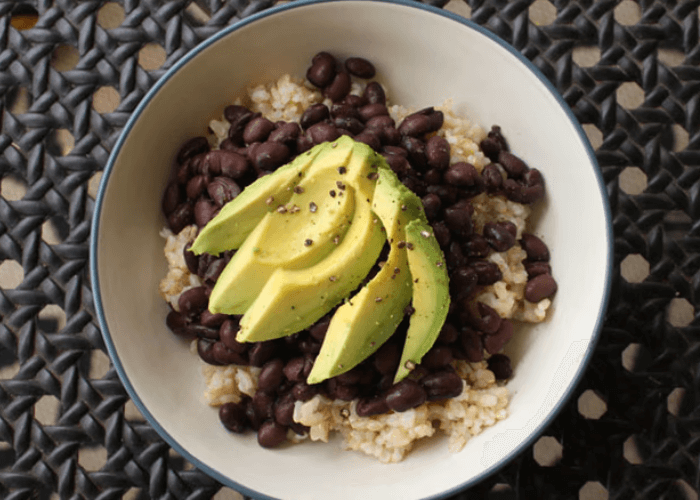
158;52;556;462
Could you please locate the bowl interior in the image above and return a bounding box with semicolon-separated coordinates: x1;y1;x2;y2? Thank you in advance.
92;2;610;499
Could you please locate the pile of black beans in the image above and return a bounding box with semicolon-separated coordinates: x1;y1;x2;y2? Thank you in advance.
161;52;557;448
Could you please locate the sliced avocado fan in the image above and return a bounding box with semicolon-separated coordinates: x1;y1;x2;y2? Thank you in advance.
190;136;451;384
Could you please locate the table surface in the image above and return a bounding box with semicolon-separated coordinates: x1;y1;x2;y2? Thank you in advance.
0;1;697;499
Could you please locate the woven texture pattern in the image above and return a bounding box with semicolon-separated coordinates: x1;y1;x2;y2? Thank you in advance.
0;0;697;499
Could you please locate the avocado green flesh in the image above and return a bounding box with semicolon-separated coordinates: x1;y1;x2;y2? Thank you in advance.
207;168;355;315
236;194;384;342
394;218;451;383
307;165;420;384
306;235;412;384
189;146;322;256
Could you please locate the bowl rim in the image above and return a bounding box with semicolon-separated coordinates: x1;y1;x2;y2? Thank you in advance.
89;0;614;498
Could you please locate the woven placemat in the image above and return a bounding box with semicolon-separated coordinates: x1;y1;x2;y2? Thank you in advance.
0;0;697;499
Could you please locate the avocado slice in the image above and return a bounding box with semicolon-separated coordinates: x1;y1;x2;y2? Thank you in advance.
235;137;385;341
236;190;384;341
208;166;355;314
189;146;322;256
306;167;424;383
394;218;450;383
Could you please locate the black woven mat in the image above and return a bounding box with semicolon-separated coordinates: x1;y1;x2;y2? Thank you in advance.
0;0;698;499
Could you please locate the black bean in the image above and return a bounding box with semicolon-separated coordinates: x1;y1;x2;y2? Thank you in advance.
243;116;275;144
484;319;513;355
520;183;545;204
219;402;248;433
373;342;400;375
208;177;241;206
219;319;248;354
166;310;190;338
258;359;285;393
398;114;432;138
502;178;522;202
252;141;290;171
306;51;337;88
363;82;386;105
268;122;301;145
421;193;441;219
296;133;313;153
483;222;516;252
162;182;182;215
185;323;220;340
212;341;247;365
356;396;389;417
464;234;489;258
358;103;389;122
401;136;428;171
431;221;451;247
385;380;427;412
168;202;194;233
423;169;442;186
185;175;207;200
481;164;502;192
332;116;364;135
330;103;360;119
524;261;552;278
324;71;351;102
444;162;479;187
437;323;460;344
460;328;484;362
468;260;502;286
480;125;508;162
177;137;209;164
284;357;306;382
398;108;443;137
257;420;287;448
345;57;376;78
307;122;340;144
194;199;217;228
446;241;466;269
382;152;410;175
178;286;208;316
365;114;395;131
354;131;381;151
309;318;330;342
498;151;528;178
300;103;330;129
381;125;401;145
224;105;253;124
336;366;363;385
420;346;454;370
520;233;550;261
525;273;557;302
292;382;318;401
249;341;277;367
183;243;198;274
450;266;479;298
200;309;227;328
524;168;544;187
382;145;407;157
425;135;451;171
487;353;513;380
326;379;358;401
196;253;215;279
343;94;367;107
444;200;474;236
274;393;296;426
245;398;262;431
210;151;248;179
197;339;222;365
466;302;502;335
253;391;275;420
298;338;320;354
421;370;463;401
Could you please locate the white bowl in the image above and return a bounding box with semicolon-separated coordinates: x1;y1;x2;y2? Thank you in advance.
90;1;612;499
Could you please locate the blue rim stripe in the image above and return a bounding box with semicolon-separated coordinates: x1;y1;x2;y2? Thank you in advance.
89;1;614;499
